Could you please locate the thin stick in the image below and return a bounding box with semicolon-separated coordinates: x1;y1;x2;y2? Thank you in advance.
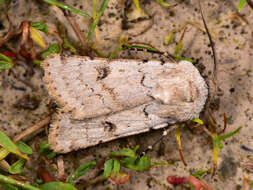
82;174;106;188
199;1;217;81
202;126;213;138
0;14;13;48
43;0;91;18
64;11;94;57
13;116;50;143
208;110;217;125
219;113;227;134
132;14;154;37
64;11;86;48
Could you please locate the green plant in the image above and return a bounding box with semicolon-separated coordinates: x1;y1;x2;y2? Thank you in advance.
238;0;247;11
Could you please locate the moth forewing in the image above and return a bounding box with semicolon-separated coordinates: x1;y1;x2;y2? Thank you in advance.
42;55;208;153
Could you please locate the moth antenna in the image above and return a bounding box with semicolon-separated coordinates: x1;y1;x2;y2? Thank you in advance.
141;125;177;156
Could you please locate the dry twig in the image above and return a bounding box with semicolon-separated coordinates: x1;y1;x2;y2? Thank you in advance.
82;174;106;188
64;11;94;57
57;156;66;181
199;1;217;81
13;116;51;143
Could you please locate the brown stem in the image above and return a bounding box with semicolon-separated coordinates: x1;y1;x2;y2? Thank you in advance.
82;175;106;188
247;0;253;10
13;116;51;143
64;11;94;57
0;14;13;47
38;167;56;183
178;148;187;166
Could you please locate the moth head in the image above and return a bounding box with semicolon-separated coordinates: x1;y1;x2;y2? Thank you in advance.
151;73;198;105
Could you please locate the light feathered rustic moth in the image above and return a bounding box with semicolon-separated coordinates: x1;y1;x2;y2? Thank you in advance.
42;54;208;153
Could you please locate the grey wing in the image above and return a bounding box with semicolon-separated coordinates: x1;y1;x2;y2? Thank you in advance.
42;55;208;120
43;55;158;119
48;104;174;153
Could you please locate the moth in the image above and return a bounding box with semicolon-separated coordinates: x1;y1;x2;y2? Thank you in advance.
42;54;208;153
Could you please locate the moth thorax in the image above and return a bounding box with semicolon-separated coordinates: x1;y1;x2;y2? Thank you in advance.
151;74;198;104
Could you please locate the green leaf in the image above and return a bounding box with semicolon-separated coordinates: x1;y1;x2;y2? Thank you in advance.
132;156;151;171
214;127;242;150
218;126;242;141
191;169;207;179
151;161;167;166
93;0;97;18
112;159;120;174
33;59;42;67
191;118;204;125
41;44;61;59
0;0;5;5
2;184;18;190
86;0;109;42
46;151;56;159
0;148;10;160
214;137;223;149
109;36;128;59
38;141;50;155
39;182;77;190
123;44;157;52
38;141;56;159
133;0;142;14
0;53;13;62
175;56;196;63
8;158;25;174
109;145;139;158
174;40;183;56
30;26;47;49
0;130;28;159
43;0;91;18
62;38;76;53
164;32;174;45
156;0;177;8
67;161;96;185
121;157;136;166
109;46;123;59
31;22;49;34
0;174;40;190
36;179;43;185
104;159;113;178
0;61;13;70
238;0;247;12
16;141;33;155
122;156;151;171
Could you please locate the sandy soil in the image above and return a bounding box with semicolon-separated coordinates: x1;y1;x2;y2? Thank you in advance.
0;0;253;189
